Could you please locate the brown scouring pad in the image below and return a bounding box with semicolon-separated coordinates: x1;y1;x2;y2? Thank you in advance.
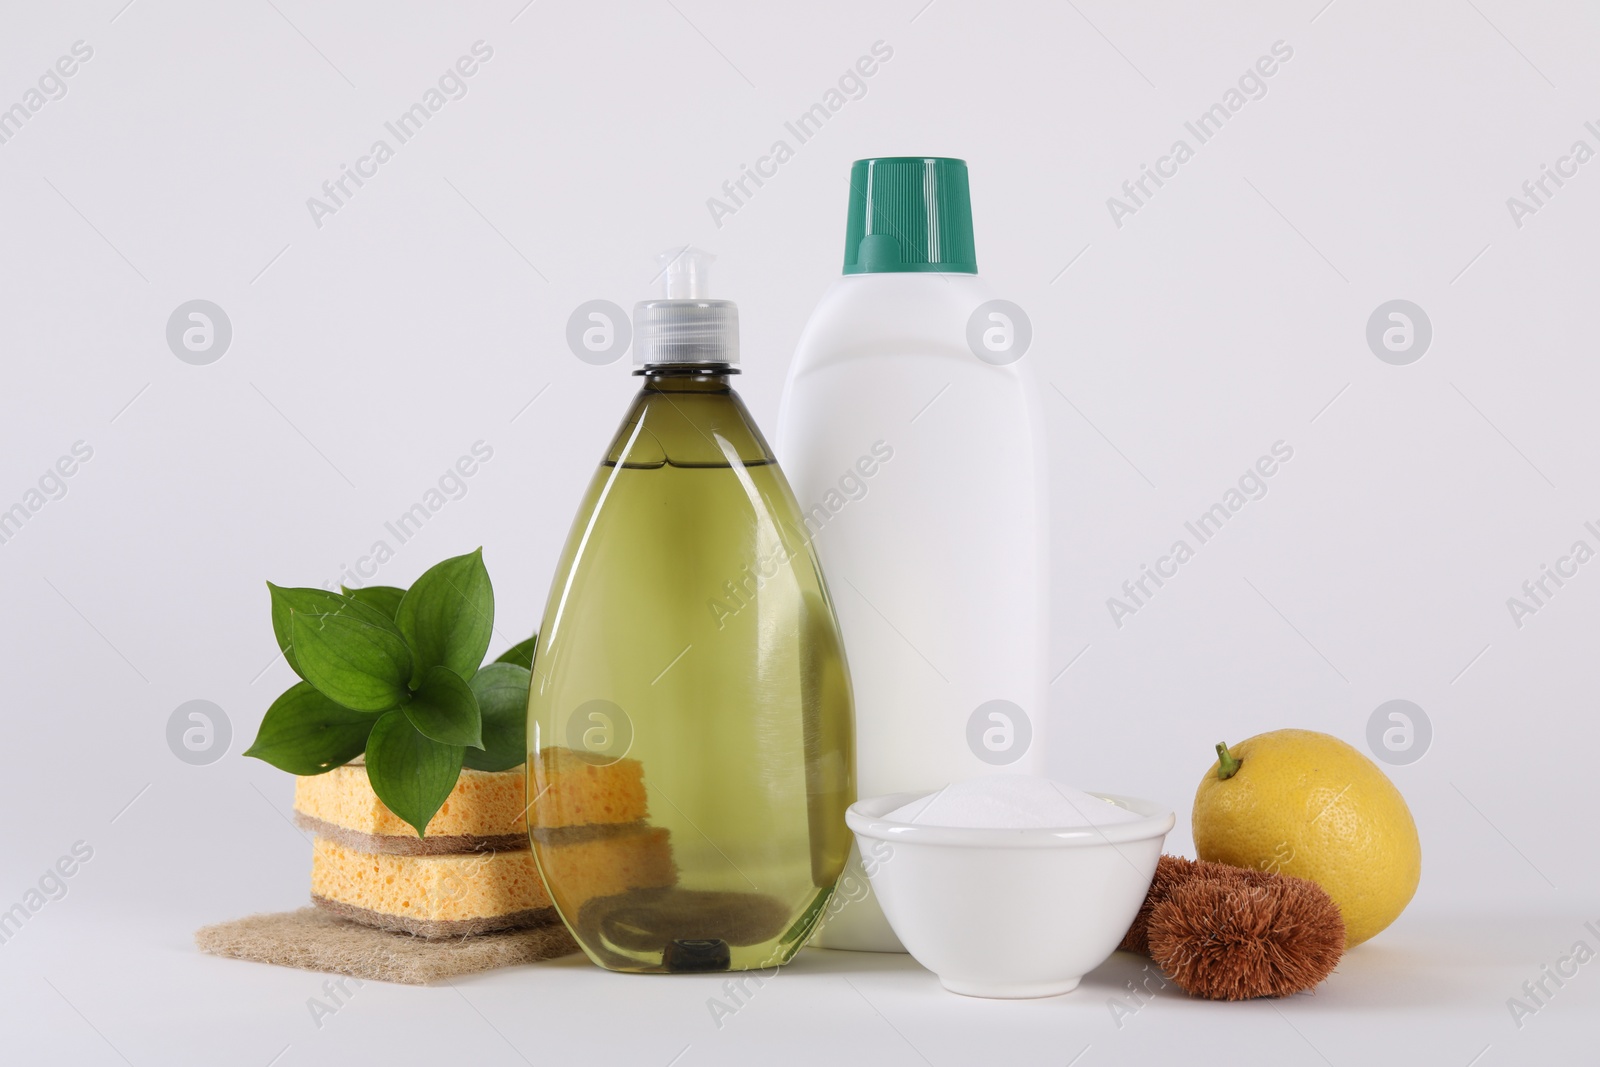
310;895;558;939
294;811;527;856
1119;853;1196;956
1144;861;1345;1000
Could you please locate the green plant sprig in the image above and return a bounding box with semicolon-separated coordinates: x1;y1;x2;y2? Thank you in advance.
243;548;536;836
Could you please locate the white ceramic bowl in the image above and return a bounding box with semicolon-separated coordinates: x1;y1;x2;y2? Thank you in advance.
846;790;1175;999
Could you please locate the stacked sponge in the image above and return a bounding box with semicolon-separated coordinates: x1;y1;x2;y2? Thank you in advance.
528;746;677;920
294;750;671;939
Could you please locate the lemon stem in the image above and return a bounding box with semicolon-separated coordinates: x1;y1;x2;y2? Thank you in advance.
1215;742;1241;780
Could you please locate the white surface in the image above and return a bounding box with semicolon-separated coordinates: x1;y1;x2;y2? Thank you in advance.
2;0;1599;1063
5;908;1597;1065
848;791;1171;998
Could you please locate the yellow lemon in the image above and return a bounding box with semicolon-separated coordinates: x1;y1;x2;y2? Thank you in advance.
1192;728;1420;947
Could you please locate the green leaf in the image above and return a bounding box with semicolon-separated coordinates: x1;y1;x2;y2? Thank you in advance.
403;665;483;749
394;548;494;681
243;682;376;775
364;709;464;836
291;610;413;712
494;634;538;670
342;585;406;620
465;662;530;772
268;584;393;679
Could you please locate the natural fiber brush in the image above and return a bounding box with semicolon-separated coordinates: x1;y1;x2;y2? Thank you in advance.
1118;853;1196;957
1123;855;1345;1000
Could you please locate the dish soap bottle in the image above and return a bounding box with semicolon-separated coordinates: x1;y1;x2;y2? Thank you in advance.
527;248;856;973
777;158;1050;951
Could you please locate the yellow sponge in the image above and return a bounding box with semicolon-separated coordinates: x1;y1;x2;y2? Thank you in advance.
535;824;678;915
309;837;554;938
294;764;527;852
296;755;651;853
299;751;668;940
530;747;650;831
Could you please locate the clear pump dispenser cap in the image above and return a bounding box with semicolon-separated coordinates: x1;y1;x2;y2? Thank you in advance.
633;246;739;367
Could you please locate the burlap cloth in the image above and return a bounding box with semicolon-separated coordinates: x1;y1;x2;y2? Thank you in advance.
196;907;580;985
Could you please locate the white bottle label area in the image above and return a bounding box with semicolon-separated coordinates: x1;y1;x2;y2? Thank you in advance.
781;352;1048;798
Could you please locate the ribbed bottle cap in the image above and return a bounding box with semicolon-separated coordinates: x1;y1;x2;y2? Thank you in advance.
633;247;739;366
842;157;977;275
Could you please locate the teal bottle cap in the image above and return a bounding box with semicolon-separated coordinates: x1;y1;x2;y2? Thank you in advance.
842;157;977;275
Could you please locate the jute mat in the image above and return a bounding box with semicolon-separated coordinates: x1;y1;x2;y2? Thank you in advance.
196;907;580;985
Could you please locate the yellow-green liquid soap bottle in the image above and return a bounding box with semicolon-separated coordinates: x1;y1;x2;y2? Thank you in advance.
527;249;855;973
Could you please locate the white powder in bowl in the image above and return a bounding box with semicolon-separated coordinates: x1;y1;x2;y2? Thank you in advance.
886;774;1144;829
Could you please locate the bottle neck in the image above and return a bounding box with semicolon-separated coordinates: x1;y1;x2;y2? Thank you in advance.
636;363;739;390
607;362;770;467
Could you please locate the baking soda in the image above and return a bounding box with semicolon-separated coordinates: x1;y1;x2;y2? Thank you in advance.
887;774;1144;829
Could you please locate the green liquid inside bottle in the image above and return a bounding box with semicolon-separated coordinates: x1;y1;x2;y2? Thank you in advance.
526;366;855;973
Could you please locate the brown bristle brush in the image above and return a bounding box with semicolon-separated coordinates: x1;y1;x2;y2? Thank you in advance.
1121;855;1345;1000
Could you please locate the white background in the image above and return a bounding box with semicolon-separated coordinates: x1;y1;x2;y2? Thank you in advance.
2;1;1597;1063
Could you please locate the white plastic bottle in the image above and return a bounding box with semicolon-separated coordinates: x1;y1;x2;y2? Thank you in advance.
777;157;1049;951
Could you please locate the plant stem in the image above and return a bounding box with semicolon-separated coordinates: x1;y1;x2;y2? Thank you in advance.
1215;742;1242;780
